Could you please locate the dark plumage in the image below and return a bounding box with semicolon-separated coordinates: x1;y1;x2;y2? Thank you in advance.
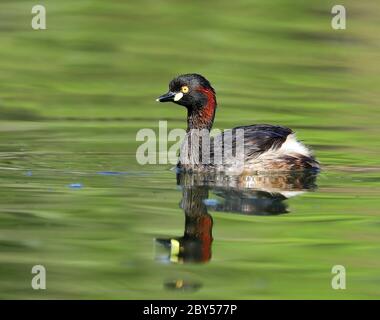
211;124;292;158
157;74;319;172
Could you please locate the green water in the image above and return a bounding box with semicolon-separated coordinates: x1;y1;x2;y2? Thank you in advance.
0;0;379;299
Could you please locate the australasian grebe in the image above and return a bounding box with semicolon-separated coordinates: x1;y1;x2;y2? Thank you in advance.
157;73;319;172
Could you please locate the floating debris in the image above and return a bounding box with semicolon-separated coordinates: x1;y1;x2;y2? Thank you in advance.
203;199;219;206
96;171;127;176
68;183;83;189
164;279;202;292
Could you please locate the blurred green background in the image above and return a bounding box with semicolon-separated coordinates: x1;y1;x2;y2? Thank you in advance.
0;0;379;299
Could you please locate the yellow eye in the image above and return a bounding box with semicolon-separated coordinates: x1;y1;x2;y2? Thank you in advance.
181;86;189;93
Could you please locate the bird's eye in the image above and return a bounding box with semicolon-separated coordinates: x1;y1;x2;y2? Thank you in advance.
181;86;189;94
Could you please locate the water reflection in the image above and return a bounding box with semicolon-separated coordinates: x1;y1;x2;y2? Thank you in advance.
156;183;213;264
163;280;203;292
156;171;318;266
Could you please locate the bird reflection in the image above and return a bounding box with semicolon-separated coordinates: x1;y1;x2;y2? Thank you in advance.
155;170;318;265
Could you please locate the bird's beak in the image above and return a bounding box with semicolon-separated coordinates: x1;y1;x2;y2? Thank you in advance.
156;91;176;102
156;91;184;102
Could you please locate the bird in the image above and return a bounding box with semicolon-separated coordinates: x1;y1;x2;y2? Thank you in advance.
156;73;319;173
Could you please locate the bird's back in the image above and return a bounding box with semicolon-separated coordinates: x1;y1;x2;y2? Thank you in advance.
177;124;319;172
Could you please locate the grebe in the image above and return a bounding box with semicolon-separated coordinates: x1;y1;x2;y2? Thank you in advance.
157;74;319;172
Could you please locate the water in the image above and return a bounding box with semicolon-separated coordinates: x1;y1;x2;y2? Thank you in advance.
0;0;379;299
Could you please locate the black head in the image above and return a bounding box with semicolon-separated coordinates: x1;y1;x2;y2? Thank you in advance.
156;74;216;110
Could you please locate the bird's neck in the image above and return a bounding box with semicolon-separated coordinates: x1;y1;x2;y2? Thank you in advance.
187;89;217;132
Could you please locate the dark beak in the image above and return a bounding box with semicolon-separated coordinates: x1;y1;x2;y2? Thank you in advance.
156;91;176;102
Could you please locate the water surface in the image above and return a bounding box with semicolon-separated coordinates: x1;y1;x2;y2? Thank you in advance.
0;0;379;299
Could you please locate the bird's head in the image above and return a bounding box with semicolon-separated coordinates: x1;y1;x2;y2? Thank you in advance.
156;74;217;130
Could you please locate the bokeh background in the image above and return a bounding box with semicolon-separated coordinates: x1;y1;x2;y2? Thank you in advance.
0;0;379;299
